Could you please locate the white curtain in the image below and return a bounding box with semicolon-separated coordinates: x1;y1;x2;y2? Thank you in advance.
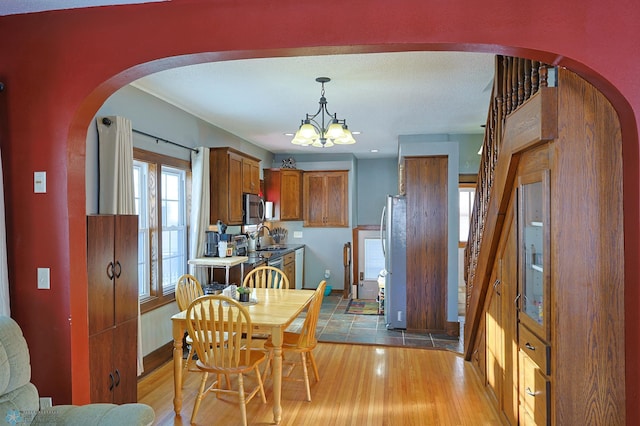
0;148;10;316
189;147;210;286
96;116;144;376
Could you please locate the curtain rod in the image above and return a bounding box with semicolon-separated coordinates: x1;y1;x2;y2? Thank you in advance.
101;117;199;153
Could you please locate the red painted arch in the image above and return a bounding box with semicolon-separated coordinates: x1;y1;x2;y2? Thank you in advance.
0;0;638;419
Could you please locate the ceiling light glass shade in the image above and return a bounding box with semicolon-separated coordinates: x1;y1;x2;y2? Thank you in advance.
291;130;312;145
327;121;346;139
299;122;318;139
312;139;334;148
334;127;356;144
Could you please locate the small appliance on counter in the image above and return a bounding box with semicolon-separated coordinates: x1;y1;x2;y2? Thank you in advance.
204;231;220;257
233;234;249;256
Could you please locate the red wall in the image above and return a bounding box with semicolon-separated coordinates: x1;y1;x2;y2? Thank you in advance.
0;0;638;417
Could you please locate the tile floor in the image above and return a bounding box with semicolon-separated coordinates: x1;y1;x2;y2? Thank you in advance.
288;294;464;353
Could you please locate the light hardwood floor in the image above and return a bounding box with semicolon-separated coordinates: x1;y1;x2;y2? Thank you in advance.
139;343;501;425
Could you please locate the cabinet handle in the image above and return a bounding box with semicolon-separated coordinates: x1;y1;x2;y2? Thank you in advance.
114;369;121;387
525;342;536;351
525;387;537;397
514;293;521;309
108;372;114;391
114;261;122;278
106;262;115;280
493;279;501;296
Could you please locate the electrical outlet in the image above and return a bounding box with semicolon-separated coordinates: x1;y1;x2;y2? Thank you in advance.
293;231;303;238
39;397;52;409
324;269;330;279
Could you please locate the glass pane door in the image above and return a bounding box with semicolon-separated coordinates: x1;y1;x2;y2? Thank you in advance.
519;170;550;339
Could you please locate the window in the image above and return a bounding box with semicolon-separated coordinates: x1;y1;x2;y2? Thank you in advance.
161;166;187;295
133;161;150;299
134;149;191;311
459;185;476;245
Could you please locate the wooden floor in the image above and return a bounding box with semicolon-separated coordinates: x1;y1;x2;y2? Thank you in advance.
139;342;501;425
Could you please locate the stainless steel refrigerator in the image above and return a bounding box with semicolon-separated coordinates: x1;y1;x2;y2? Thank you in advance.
380;195;407;329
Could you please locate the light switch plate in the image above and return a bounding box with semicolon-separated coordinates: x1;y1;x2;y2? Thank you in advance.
293;231;303;238
34;171;46;193
37;268;50;289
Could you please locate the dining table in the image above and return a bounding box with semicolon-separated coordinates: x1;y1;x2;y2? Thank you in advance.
170;287;315;424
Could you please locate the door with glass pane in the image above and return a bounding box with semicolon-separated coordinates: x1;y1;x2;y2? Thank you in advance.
357;230;385;300
518;169;550;340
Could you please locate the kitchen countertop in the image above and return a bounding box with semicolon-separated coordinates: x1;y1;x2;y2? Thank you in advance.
244;244;305;266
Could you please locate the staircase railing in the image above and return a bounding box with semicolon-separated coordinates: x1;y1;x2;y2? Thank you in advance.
464;56;551;322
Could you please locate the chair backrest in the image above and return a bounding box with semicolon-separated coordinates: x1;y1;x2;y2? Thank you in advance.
175;274;204;311
185;295;253;369
297;280;327;349
242;265;290;289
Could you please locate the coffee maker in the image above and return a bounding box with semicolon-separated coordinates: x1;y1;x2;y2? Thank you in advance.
204;231;220;257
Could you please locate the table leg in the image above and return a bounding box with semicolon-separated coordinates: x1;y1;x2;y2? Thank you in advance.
172;320;184;414
270;325;284;424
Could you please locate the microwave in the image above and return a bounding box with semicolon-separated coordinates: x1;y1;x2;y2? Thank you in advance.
243;193;265;225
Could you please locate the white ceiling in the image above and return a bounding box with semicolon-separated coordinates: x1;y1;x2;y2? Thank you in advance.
0;0;166;16
132;51;495;158
0;1;496;158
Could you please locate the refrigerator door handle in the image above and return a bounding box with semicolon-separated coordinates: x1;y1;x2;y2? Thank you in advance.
380;204;387;257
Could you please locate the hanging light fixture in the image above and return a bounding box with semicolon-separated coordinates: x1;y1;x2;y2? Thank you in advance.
291;77;356;148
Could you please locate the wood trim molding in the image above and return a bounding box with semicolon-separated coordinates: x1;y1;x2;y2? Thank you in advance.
139;341;174;378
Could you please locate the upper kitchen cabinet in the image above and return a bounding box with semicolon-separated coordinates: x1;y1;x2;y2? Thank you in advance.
303;170;348;227
264;168;303;221
242;157;260;194
210;147;261;225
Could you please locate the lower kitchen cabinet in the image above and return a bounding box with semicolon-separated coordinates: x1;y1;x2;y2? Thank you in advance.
89;318;137;403
283;252;295;287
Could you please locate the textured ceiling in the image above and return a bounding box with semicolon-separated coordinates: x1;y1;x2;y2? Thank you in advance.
0;0;166;16
132;51;495;158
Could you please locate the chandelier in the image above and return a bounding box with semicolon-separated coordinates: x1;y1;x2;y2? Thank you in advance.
291;77;356;148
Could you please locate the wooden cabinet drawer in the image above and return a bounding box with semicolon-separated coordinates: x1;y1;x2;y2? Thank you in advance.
519;324;550;375
519;350;549;425
284;252;295;265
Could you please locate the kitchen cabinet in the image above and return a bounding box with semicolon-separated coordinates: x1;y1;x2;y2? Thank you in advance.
283;251;295;287
210;147;261;225
303;170;348;227
242;157;260;194
87;214;138;403
264;168;303;221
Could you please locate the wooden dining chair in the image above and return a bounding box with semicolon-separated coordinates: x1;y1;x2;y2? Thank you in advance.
243;265;290;289
174;274;204;386
186;295;267;426
263;280;327;402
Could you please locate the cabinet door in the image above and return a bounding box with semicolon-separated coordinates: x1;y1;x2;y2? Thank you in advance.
323;172;348;226
114;215;139;325
518;170;550;340
89;328;115;403
303;173;326;226
242;158;260;194
112;318;138;404
280;170;303;220
229;153;244;223
303;171;348;227
486;261;502;403
87;215;115;336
